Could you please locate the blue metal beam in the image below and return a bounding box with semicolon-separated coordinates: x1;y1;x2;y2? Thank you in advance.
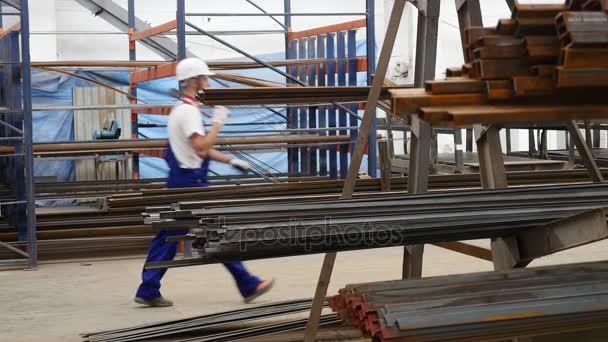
298;38;309;174
327;33;337;179
317;34;327;176
20;0;37;268
177;0;186;60
347;29;358;177
366;0;377;178
337;31;347;179
128;0;138;178
307;36;317;176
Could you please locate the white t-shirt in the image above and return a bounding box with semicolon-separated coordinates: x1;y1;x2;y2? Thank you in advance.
167;101;205;169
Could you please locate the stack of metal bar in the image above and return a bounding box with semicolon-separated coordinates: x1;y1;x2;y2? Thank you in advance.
390;1;608;127
4;170;608;261
144;183;608;269
81;299;344;342
328;260;608;341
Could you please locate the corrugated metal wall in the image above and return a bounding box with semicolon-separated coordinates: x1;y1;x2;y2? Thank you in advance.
72;87;133;181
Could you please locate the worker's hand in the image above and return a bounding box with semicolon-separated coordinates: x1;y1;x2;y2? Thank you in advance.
212;106;230;125
229;159;250;172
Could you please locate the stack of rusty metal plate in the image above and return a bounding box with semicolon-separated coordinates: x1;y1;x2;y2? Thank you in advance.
328;261;608;342
390;1;608;127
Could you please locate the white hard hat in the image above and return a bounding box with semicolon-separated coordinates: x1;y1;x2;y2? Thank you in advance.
176;58;215;81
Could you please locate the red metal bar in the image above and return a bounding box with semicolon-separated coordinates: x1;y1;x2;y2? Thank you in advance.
0;22;20;38
130;62;177;84
130;20;177;41
288;19;366;40
132;107;173;115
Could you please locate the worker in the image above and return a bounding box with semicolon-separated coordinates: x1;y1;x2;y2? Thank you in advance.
134;58;275;307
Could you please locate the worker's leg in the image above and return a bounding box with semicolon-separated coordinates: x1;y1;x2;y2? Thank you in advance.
136;229;188;299
223;262;262;297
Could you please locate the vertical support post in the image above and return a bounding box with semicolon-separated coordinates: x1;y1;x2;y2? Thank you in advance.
283;0;291;59
347;29;358;173
307;37;318;176
20;0;37;268
455;0;482;62
454;0;481;160
454;128;464;172
317;35;327;176
567;120;604;183
176;0;192;257
337;31;348;178
528;129;536;158
404;2;441;279
284;0;297;175
474;125;511;271
287;42;298;174
327;33;338;179
475;125;507;190
176;0;186;61
404;115;431;279
366;0;378;177
128;0;139;179
298;39;309;175
304;2;407;341
379;140;391;191
506;128;512;155
593;123;601;149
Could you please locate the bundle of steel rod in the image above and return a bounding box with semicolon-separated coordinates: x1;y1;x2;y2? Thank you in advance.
21;56;366;70
200;86;392;106
390;1;608;127
328;260;608;342
3;170;606;261
143;183;608;269
0;135;352;156
81;299;334;342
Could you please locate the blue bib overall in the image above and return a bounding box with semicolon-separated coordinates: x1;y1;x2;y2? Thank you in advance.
135;144;262;299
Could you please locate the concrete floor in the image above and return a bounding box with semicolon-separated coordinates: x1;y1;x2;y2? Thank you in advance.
2;240;608;342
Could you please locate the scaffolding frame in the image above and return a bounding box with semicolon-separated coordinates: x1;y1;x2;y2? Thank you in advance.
0;0;36;268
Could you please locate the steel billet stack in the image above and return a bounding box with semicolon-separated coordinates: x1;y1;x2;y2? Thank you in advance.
143;183;608;269
391;1;608;127
328;260;608;342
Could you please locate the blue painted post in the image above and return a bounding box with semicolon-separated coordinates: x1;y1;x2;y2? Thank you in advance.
337;31;347;179
287;40;298;174
20;0;37;268
128;0;139;179
326;33;337;179
177;0;187;60
7;33;25;243
366;0;378;177
298;38;309;174
307;37;317;176
284;0;297;174
317;35;327;176
347;30;358;173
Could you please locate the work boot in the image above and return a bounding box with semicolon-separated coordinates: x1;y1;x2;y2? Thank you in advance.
244;279;275;304
134;296;174;307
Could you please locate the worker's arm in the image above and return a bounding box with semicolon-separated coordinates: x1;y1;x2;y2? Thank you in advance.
206;148;231;163
207;148;251;171
189;106;229;158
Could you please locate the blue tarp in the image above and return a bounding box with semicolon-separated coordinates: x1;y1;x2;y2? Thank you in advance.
32;41;369;181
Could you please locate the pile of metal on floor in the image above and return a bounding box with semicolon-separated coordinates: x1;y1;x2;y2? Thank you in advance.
328;260;608;342
144;183;608;269
390;1;608;127
81;299;347;342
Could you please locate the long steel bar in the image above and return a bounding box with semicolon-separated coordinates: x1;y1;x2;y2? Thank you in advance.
185;12;368;17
